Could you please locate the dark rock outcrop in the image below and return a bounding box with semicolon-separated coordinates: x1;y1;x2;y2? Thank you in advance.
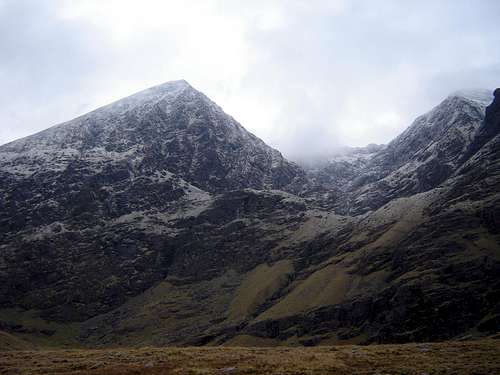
464;87;500;161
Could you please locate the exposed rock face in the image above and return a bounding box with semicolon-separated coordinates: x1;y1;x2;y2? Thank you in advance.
0;83;499;348
486;88;500;126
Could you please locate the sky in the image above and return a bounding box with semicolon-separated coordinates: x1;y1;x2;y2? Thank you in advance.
0;0;499;160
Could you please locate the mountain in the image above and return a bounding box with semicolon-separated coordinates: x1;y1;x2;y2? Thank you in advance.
0;80;305;321
302;90;492;214
0;83;499;348
0;80;304;195
341;89;494;214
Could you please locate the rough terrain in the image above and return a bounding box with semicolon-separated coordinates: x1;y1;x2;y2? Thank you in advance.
0;82;499;347
1;340;499;375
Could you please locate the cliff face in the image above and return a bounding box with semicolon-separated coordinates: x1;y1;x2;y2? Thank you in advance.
0;84;499;347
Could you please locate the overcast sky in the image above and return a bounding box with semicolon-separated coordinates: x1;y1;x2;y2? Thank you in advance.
1;0;499;159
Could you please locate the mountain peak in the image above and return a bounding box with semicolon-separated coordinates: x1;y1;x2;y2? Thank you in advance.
448;88;493;105
112;79;193;108
152;79;191;91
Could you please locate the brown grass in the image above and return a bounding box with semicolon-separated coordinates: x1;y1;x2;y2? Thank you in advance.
1;340;499;375
228;260;293;322
256;264;350;321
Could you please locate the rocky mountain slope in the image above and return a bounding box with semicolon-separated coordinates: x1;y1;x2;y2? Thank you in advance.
0;80;304;321
0;83;499;348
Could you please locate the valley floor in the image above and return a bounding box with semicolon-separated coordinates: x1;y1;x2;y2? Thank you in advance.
1;340;499;375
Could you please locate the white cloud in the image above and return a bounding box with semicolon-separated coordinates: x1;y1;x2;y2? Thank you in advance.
0;0;498;159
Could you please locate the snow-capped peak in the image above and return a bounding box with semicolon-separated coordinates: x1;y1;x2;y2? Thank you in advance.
449;88;493;106
100;79;192;113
